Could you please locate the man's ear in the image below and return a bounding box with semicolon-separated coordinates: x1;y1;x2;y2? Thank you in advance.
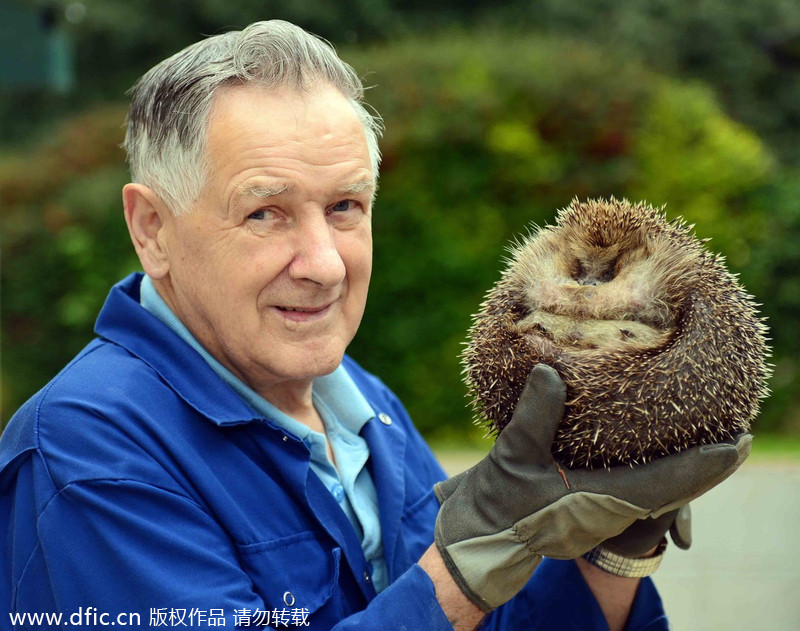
123;183;171;279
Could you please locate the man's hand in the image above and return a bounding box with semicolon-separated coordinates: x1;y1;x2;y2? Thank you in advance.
434;364;751;612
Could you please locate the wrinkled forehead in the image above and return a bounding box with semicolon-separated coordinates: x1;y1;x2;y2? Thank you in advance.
194;83;374;210
205;82;371;160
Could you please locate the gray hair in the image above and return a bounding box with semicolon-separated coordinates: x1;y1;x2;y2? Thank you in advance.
123;20;383;215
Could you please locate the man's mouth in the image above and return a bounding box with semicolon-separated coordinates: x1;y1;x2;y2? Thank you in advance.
277;305;327;313
274;303;335;323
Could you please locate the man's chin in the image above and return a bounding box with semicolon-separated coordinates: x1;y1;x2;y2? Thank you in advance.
279;350;345;381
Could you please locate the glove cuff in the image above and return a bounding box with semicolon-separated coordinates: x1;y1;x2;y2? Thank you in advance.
581;539;667;578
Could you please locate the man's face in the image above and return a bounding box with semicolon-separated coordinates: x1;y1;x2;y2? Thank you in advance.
156;84;374;400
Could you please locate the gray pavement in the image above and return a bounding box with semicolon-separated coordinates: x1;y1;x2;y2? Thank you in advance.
654;460;800;630
435;452;800;630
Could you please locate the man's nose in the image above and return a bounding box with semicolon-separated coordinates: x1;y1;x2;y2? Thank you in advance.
288;216;347;287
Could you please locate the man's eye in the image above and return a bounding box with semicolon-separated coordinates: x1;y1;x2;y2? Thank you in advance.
331;200;356;213
247;210;266;220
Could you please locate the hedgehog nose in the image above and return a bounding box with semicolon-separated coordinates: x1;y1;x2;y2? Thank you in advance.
579;278;601;286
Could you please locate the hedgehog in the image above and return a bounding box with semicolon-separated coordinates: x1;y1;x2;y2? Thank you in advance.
462;197;771;469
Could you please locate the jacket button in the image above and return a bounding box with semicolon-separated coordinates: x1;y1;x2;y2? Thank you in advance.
363;570;371;583
282;435;289;442
378;413;392;426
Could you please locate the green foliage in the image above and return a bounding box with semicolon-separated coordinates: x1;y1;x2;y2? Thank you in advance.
465;0;800;167
2;32;796;441
741;171;800;434
1;105;140;418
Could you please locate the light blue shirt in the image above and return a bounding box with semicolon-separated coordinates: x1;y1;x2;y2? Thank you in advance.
138;275;388;592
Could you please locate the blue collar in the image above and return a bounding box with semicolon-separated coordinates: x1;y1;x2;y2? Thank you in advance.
95;274;257;425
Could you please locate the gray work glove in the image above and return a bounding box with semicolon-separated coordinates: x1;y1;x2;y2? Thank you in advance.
437;485;694;557
435;481;693;554
434;364;751;612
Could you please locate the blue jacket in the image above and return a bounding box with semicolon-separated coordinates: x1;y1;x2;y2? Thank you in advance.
0;274;668;629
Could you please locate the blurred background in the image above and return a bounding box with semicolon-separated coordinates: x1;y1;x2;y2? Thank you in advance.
2;0;800;442
2;2;800;628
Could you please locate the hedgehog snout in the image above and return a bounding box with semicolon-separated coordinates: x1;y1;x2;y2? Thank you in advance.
574;257;618;286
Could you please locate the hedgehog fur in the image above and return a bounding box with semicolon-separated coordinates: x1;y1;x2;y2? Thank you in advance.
462;197;771;469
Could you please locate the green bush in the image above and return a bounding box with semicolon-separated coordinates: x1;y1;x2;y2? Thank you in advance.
1;105;140;418
462;1;800;167
2;33;794;441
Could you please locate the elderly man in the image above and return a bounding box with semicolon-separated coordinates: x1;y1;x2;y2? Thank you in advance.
0;20;748;630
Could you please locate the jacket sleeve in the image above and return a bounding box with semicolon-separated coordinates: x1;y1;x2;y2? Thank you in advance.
330;564;453;630
484;557;669;631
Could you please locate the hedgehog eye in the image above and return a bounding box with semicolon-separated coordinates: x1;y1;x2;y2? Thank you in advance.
573;260;587;282
599;267;615;283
